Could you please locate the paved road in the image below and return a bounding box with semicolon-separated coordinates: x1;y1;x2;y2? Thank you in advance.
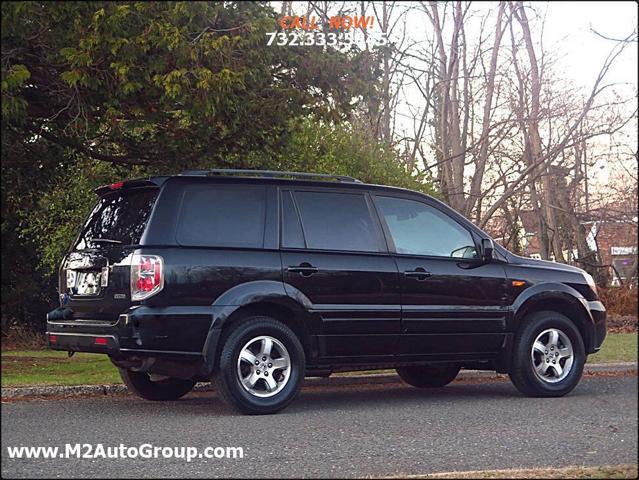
2;375;637;478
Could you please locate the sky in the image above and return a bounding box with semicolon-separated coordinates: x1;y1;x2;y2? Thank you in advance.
273;1;638;85
389;1;639;189
272;2;638;188
540;2;637;187
541;1;637;87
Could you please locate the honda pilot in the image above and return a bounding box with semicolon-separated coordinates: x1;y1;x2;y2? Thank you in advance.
47;169;607;414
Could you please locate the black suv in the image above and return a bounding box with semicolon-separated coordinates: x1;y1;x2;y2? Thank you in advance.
47;169;606;414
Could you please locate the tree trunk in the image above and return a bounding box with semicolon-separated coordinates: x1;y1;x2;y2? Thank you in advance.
513;1;565;262
428;1;466;212
466;2;506;218
380;1;392;146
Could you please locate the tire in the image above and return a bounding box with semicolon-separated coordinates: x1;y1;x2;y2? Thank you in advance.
508;310;585;397
119;369;195;401
396;364;461;388
214;316;305;415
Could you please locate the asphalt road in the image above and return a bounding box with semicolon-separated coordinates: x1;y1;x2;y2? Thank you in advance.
2;375;637;478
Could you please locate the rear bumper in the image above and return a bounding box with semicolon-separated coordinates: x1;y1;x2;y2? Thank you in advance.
588;300;607;353
46;306;219;363
47;330;119;354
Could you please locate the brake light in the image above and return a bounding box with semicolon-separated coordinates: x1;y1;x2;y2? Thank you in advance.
130;254;164;301
109;181;124;190
95;337;108;345
49;335;58;343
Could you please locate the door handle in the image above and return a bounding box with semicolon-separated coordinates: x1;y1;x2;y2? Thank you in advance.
286;263;319;277
404;268;431;281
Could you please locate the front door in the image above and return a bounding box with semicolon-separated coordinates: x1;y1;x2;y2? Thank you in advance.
280;188;401;362
373;194;508;360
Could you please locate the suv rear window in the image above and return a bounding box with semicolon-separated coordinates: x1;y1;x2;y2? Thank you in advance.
74;188;158;249
176;185;266;248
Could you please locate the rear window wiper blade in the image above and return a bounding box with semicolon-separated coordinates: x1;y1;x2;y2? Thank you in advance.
87;238;123;244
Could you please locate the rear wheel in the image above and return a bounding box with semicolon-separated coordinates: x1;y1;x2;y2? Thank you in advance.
214;316;305;415
119;369;195;401
396;364;461;388
509;311;585;397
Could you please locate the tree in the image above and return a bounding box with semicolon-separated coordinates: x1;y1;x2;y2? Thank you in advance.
1;1;371;168
408;1;635;265
419;1;512;216
276;117;436;195
2;2;435;331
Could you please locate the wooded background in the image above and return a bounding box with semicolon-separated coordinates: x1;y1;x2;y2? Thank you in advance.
2;1;637;333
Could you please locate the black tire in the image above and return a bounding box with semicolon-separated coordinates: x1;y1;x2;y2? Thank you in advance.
396;364;461;388
509;310;585;397
119;369;195;401
214;316;305;415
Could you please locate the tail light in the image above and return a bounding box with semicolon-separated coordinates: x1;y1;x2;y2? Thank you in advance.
131;254;164;301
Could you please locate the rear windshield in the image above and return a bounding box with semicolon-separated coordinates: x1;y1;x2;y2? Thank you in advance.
74;188;159;250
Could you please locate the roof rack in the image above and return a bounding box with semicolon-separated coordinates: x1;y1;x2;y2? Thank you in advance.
179;169;362;183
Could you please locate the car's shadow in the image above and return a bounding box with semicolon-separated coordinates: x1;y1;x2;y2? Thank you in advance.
142;379;539;416
92;376;600;419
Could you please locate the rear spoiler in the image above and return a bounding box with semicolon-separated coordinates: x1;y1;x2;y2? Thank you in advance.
94;177;168;196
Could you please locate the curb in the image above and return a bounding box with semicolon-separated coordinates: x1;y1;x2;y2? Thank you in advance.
2;362;636;400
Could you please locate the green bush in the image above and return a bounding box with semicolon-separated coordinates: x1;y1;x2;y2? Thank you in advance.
272;118;436;195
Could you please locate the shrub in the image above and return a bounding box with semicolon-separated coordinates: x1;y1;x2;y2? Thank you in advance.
598;286;638;317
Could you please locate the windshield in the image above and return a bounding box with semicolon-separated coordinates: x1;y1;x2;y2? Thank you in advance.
74;188;158;250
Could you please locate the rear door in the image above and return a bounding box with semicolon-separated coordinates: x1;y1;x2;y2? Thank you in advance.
61;186;159;320
372;194;508;360
280;187;401;362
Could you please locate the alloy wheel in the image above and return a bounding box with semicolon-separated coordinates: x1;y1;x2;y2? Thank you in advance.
531;328;574;383
236;335;291;397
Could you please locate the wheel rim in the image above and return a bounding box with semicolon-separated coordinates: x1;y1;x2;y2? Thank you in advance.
236;335;291;398
531;328;574;383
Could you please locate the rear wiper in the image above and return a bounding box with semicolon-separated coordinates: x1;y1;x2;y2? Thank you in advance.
87;238;122;244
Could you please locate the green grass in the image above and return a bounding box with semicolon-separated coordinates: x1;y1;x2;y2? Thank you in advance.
1;350;120;387
588;332;637;364
1;333;636;388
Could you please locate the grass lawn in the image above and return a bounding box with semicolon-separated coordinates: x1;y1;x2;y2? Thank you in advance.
407;464;638;479
1;333;636;388
588;332;638;364
1;350;120;387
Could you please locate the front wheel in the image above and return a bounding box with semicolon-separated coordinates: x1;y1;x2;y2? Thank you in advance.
396;364;461;388
509;311;585;397
119;369;196;401
214;316;305;415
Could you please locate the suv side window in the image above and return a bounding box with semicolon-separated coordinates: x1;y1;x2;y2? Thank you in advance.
176;185;266;248
376;196;478;259
293;190;383;253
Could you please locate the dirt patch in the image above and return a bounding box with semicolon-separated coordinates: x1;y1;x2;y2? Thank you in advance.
403;464;639;479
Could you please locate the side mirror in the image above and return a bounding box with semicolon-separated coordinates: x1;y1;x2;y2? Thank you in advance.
481;238;494;263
